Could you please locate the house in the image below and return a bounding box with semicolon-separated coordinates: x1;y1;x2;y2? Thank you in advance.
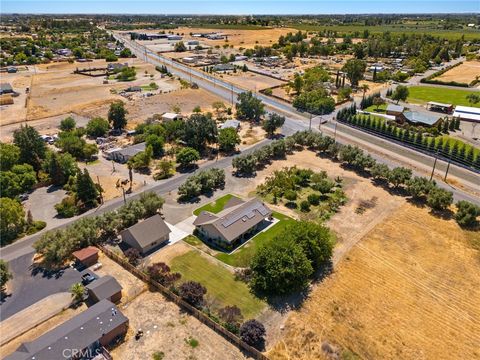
120;214;171;254
86;276;123;304
386;104;404;117
182;57;196;64
72;246;99;268
4;299;128;360
107;62;128;72
186;40;200;46
167;35;182;41
194;197;273;248
213;63;235;72
0;83;13;95
220;119;241;131
427;101;453;114
162;112;183;121
453;105;480;123
399;111;441;127
105;142;145;163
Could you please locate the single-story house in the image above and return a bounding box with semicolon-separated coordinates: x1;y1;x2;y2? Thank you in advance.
4;299;128;360
386;104;404;117
399;111;441;127
0;83;13;95
213;63;235;72
453;105;480;123
105;142;146;163
186;40;200;46
107;62;128;72
427;101;453;114
86;275;123;304
125;86;142;92
167;35;182;41
72;246;99;268
162;112;183;122
120;214;171;254
194;197;273;248
182;57;196;64
220;119;240;131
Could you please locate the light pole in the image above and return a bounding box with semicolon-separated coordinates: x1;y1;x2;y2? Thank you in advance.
309;113;312;131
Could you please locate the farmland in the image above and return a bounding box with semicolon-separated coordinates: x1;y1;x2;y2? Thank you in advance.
407;86;480;107
268;203;480;359
434;60;480;85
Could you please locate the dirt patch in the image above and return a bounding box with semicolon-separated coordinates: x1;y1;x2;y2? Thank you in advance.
110;291;249;360
238;124;268;147
220;71;286;91
435;61;480;84
144;241;191;267
268;203;480;360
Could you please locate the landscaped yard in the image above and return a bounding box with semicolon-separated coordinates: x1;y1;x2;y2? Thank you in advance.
193;194;240;216
407;86;480;107
215;212;296;268
170;250;265;318
364;103;388;113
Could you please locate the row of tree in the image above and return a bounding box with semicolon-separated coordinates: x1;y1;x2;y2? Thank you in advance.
177;168;225;201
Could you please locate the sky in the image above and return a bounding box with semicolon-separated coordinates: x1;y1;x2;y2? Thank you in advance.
1;0;479;15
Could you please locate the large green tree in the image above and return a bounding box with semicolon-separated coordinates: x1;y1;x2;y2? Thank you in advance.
76;169;99;208
262;113;285;137
182;113;217;151
44;151;79;186
392;85;409;104
176;147;200;168
0;197;25;244
342;59;367;86
86;117;110;138
0;143;20;171
236;91;265;122
108;101;128;130
218;128;240;153
13;125;46;172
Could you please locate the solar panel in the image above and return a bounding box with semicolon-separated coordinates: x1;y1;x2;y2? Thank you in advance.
221;201;266;228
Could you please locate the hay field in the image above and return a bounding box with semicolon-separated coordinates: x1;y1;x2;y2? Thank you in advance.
268;203;480;360
435;61;480;84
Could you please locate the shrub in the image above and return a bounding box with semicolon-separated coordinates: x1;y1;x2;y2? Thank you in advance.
455;200;480;228
125;248;141;266
307;193;321;206
179;281;207;307
55;195;78;218
283;189;297;201
239;320;266;349
426;187;453;211
300;200;311;212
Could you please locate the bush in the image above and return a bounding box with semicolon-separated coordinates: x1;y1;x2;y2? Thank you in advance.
307;193;321;206
178;281;207;307
455;200;480;228
239;320;266;349
86;117;109;138
176;147;200;168
299;200;310;212
125;248;141;265
177;168;225;201
426;187;453;211
55;195;78;218
283;189;297;201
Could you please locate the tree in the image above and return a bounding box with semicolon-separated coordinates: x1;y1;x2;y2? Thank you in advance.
387;167;412;188
426;188;453;211
108;101;128;130
128;146;153;170
232;154;257;176
125;248;141;265
178;281;207;307
361;84;370;100
342;59;366;86
405;176;436;200
455;200;480;228
76;169;99;208
250;237;313;295
139;191;165;217
262;113;285;138
0;198;25;245
239;320;266;349
176;147;200;168
292;88;335;115
236;91;265;122
290;73;304;94
86;117;109;138
147;262;181;287
174;41;187;52
392;85;409;104
13;125;46;172
466;93;480;105
59;116;76;132
0;143;20;171
218;127;240;153
373;96;385;110
183;113;218;151
146;134;165;158
155;159;175;179
0;260;13;291
70;283;85;303
44;151;78;186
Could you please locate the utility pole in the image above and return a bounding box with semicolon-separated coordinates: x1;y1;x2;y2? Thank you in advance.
430;156;438;181
333;121;338;142
444;156;452;181
309;113;312;131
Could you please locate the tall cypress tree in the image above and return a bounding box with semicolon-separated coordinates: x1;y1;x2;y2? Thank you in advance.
76;169;99;208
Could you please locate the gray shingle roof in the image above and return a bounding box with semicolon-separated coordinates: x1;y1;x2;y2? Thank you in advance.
386;104;404;113
4;300;128;360
86;275;122;301
121;214;171;248
113;142;146;158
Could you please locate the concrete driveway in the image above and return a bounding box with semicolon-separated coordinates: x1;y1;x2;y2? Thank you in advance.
173;215;196;234
23;185;67;228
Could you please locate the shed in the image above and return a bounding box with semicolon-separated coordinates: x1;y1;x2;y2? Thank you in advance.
120;214;171;254
386;104;404;116
86;275;123;304
72;246;99;268
162;112;183;121
220;120;241;131
0;83;13;95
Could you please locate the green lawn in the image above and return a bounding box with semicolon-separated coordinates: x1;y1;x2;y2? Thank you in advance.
193;194;240;216
215;212;296;268
171;250;265;318
407;86;480;107
364;103;388;113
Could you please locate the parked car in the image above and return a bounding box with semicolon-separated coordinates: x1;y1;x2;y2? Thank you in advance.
18;193;29;202
81;273;96;285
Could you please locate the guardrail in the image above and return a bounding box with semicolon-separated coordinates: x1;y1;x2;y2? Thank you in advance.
98;245;269;360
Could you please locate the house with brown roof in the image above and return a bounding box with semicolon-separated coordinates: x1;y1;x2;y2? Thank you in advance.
120;214;171;255
193;197;273;249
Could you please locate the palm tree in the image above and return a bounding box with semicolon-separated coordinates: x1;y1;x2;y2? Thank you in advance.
70;283;85;303
361;84;370;100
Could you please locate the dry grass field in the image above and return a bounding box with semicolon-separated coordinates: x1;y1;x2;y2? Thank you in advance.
435;60;480;84
268;203;480;360
221;71;286;91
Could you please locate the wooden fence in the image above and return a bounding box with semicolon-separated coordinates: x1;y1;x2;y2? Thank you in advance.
98;245;269;360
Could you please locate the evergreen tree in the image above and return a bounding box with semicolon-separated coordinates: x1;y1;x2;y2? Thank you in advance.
448;119;455;132
76;169;99;208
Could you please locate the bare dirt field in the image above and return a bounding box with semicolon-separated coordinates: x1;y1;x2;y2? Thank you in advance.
0;68;31;125
110;290;249;360
268;203;480;360
435;60;480;84
220;71;286;91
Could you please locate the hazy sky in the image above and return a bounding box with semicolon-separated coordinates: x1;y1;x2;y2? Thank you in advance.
2;1;479;15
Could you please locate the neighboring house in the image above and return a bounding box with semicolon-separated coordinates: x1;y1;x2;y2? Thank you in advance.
0;83;13;95
86;275;123;304
104;142;145;163
220;119;240;131
120;214;171;255
386;104;404;117
167;35;183;41
161;112;183;122
399;111;441;127
453;105;480;123
427;101;453;114
5;299;128;360
213;63;235;72
194;197;273;249
72;246;99;268
107;62;128;72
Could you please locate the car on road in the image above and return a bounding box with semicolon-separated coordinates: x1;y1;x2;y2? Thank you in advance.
81;273;96;285
18;193;29;202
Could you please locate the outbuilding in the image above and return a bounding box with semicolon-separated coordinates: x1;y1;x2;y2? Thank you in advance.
427;101;453;114
0;83;13;95
72;246;99;268
386;104;404;117
162;112;183;121
120;214;171;255
452;105;480;123
86;275;123;304
399;111;441;127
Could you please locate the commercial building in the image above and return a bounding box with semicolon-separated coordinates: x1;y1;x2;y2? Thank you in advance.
120;214;171;254
5;299;128;360
452;105;480;123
